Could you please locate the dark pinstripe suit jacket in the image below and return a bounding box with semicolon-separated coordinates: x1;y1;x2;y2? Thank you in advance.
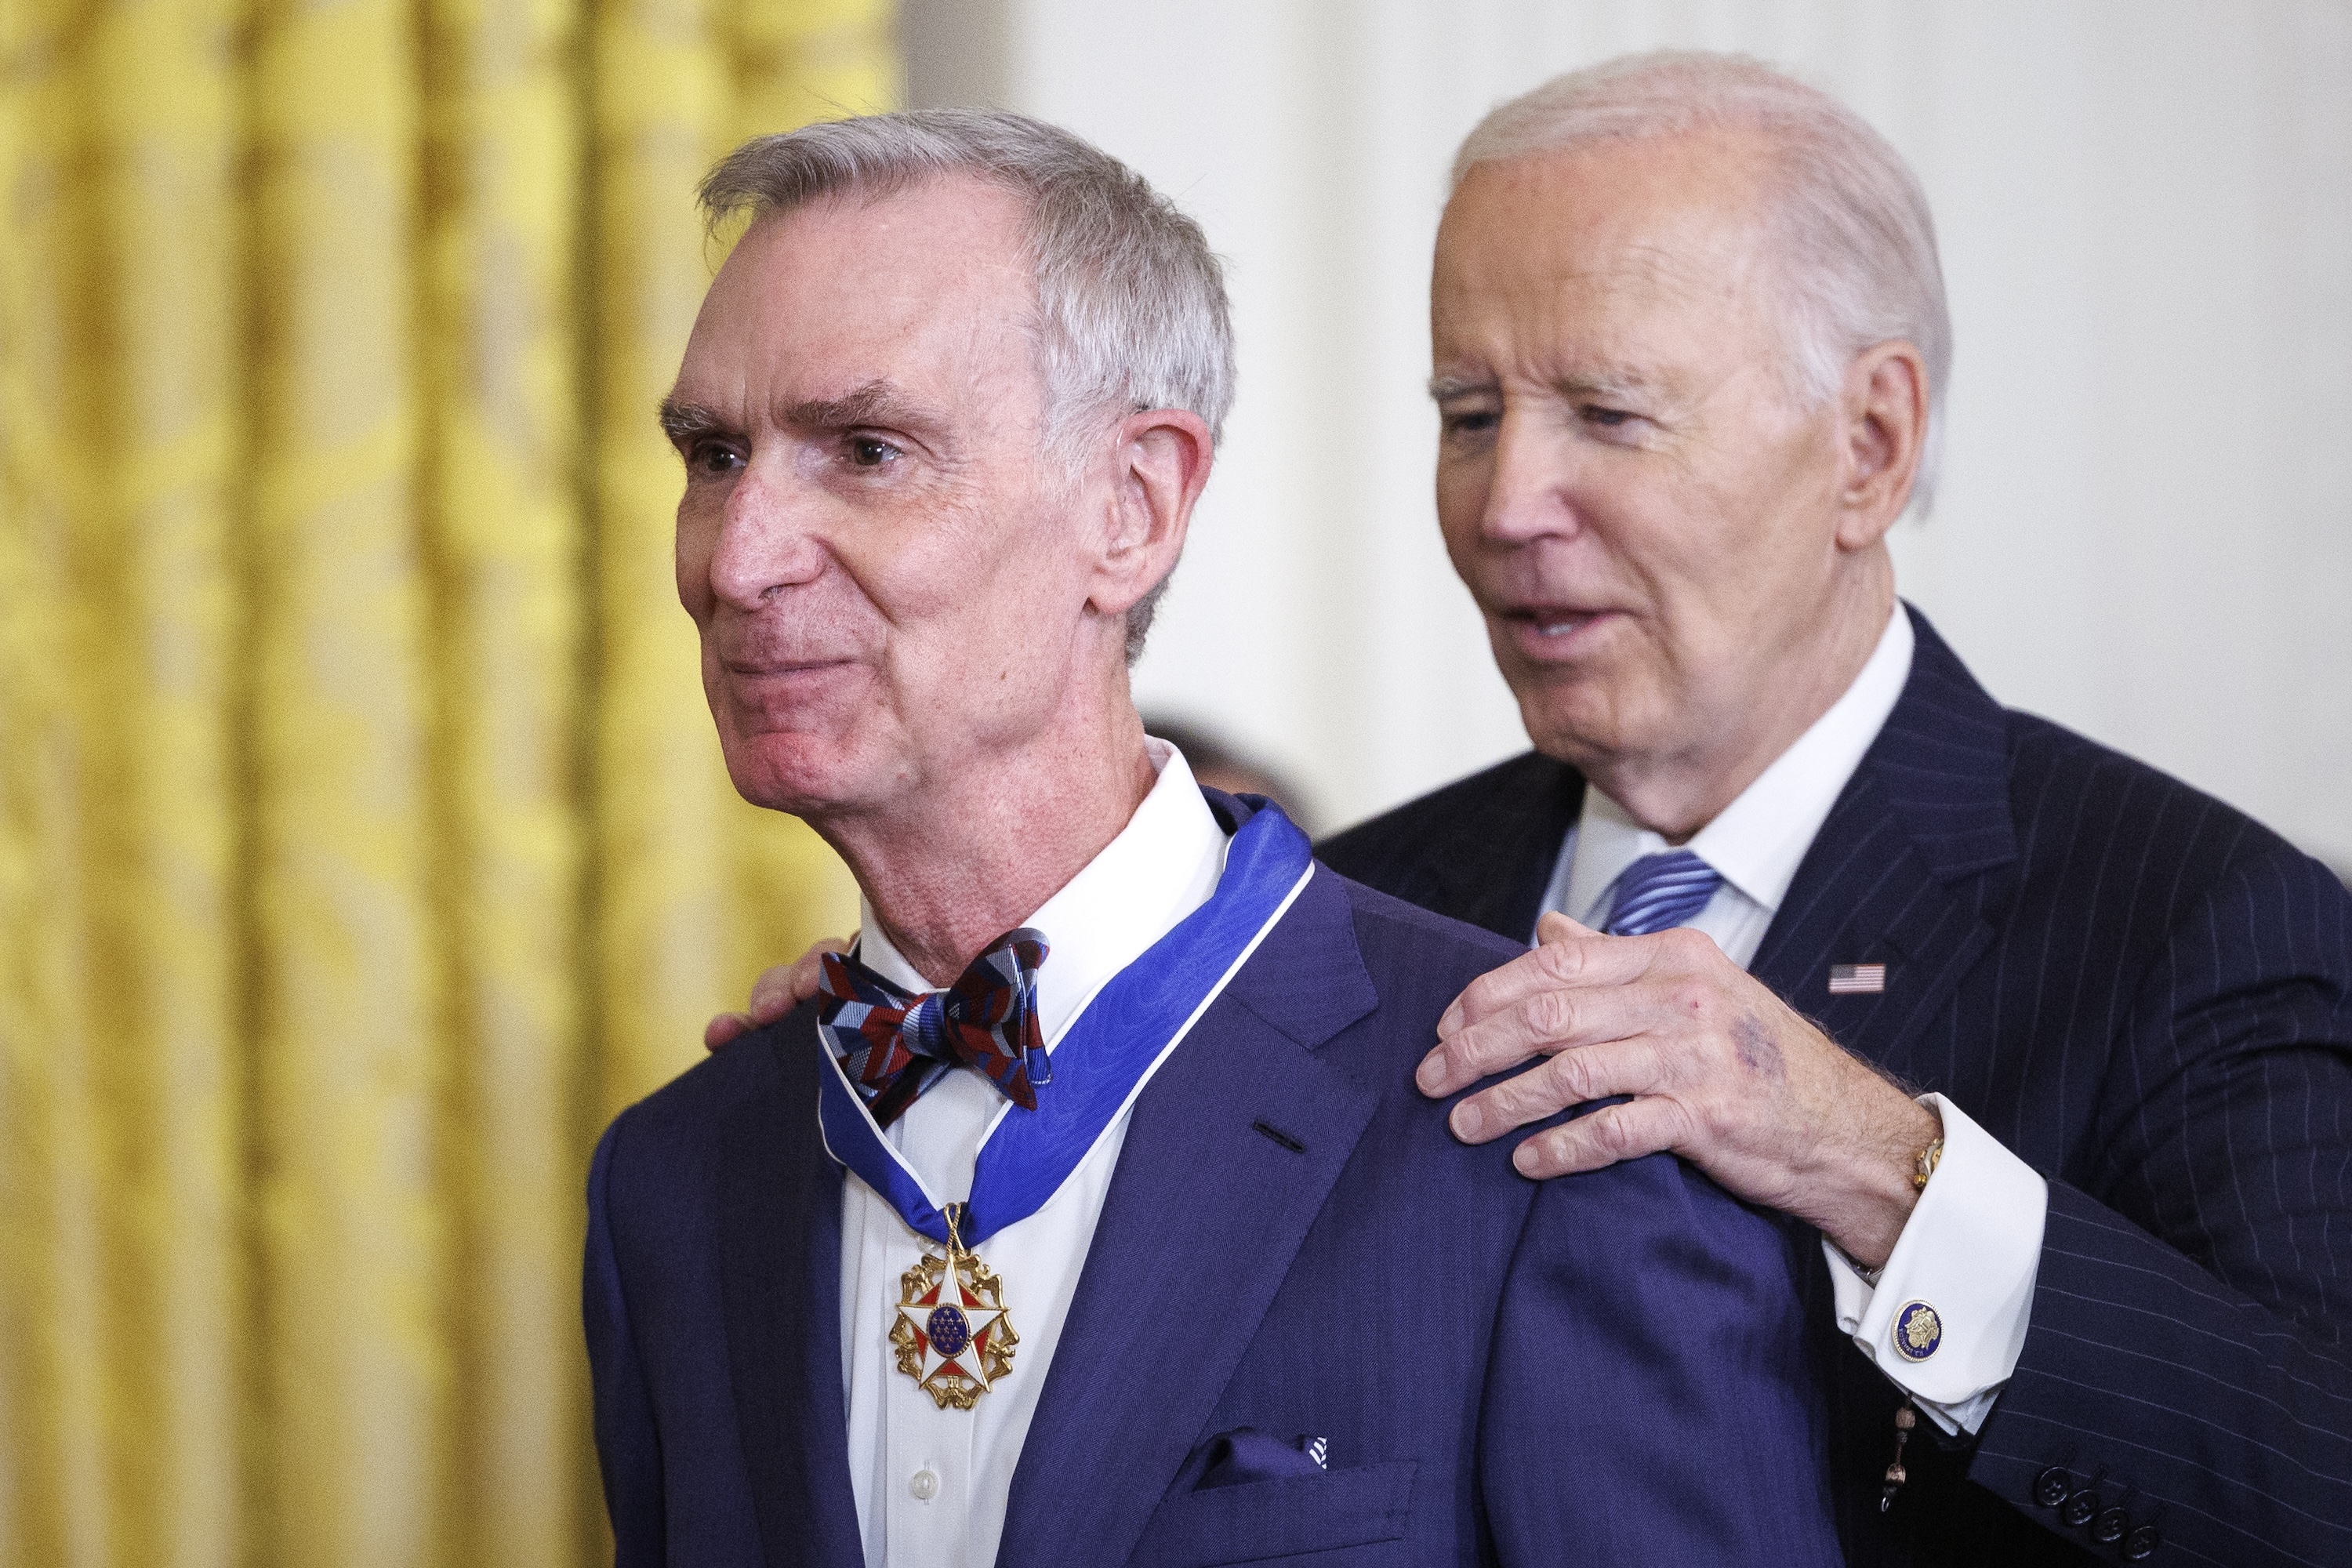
1319;606;2352;1567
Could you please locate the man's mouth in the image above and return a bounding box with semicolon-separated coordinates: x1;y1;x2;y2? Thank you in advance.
1519;609;1599;639
1500;606;1615;644
722;655;856;678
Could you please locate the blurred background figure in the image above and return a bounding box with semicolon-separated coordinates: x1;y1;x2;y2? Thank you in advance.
1142;714;1318;833
2;4;2345;1567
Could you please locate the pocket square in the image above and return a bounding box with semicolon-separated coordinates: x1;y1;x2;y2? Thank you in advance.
1181;1427;1330;1492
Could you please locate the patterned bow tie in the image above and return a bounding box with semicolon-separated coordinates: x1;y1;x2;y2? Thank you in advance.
816;928;1051;1130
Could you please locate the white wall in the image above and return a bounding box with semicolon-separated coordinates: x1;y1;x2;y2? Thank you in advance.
917;1;2352;862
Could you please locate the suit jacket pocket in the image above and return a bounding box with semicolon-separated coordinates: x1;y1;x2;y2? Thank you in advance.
1126;1460;1417;1568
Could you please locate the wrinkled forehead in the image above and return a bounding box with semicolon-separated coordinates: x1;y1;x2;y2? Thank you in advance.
675;176;1045;415
1431;133;1789;380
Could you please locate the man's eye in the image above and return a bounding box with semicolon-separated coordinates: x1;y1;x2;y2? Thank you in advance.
1443;409;1499;438
848;436;902;468
1581;405;1636;428
691;441;744;474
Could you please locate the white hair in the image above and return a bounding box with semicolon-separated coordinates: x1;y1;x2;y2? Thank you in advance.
699;110;1236;661
1454;52;1951;513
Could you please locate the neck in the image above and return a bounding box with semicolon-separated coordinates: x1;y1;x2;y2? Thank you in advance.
1589;557;1896;842
820;702;1158;986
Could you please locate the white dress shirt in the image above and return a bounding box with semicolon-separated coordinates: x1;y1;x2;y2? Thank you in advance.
838;740;1230;1568
1541;605;2049;1436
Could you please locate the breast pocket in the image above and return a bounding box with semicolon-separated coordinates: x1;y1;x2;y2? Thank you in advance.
1126;1460;1417;1568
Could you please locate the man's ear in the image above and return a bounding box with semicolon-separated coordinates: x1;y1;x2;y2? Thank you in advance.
1833;339;1929;551
1089;407;1215;618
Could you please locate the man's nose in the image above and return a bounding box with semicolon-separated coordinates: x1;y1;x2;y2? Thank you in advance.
1479;409;1583;546
706;461;826;610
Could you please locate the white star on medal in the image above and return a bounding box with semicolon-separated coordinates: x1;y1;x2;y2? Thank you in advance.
890;1203;1018;1410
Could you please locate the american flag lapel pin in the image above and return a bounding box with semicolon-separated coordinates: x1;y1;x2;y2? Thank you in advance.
1829;963;1886;996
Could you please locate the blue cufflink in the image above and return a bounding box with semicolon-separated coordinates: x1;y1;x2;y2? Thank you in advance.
1893;1300;1943;1362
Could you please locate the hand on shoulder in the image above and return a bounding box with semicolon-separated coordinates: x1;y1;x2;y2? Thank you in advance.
705;937;848;1050
1418;912;1940;1268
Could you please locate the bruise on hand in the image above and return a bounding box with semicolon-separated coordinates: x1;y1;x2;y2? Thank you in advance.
1733;1011;1787;1083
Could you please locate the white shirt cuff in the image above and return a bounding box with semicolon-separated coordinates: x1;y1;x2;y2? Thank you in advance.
1821;1093;2048;1436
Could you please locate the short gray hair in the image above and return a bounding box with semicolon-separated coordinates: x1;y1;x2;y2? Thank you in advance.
699;110;1236;661
1454;52;1951;514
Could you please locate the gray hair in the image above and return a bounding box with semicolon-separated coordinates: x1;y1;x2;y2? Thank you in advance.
1454;52;1951;514
699;110;1236;661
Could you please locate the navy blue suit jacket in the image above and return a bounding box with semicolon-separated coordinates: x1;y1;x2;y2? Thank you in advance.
584;801;1842;1567
1319;606;2352;1566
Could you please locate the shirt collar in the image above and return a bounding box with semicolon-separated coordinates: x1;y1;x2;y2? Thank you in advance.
1565;604;1915;925
853;738;1232;1045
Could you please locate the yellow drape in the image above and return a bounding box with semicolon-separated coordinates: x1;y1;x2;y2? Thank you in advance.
0;1;889;1563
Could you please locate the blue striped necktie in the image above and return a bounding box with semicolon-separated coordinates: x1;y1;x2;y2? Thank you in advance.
1604;850;1722;936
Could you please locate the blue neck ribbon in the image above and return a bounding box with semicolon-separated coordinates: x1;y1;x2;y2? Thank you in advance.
816;800;1315;1247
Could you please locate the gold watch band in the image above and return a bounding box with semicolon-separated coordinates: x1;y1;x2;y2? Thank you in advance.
1912;1137;1945;1192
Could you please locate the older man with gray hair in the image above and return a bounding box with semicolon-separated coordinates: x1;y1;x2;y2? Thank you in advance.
1315;51;2352;1566
587;107;1842;1568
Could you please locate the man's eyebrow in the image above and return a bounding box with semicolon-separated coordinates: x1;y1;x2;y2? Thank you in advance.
1425;368;1666;402
1428;374;1495;401
656;382;940;445
658;397;729;445
1555;368;1664;402
781;379;934;431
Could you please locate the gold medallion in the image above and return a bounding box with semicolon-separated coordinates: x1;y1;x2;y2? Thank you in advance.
1893;1299;1943;1362
891;1203;1018;1410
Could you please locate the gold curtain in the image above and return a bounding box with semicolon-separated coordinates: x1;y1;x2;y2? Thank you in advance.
0;0;888;1563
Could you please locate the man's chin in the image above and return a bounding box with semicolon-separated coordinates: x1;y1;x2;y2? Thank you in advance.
718;735;879;820
1508;672;1661;774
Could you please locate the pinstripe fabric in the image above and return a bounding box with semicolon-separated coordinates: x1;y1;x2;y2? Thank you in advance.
1319;606;2352;1566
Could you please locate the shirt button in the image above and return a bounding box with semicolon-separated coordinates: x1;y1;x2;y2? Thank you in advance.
909;1468;940;1502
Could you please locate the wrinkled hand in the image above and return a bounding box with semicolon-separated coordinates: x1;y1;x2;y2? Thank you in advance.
705;937;850;1051
1417;912;1939;1268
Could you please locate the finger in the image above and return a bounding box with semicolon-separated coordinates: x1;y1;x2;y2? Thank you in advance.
1429;978;1661;1096
746;966;801;1022
750;936;850;1021
1534;909;1596;945
1432;927;1654;1043
1510;1094;1693;1178
705;1011;753;1051
1436;942;1579;1041
789;936;851;1007
1445;1036;1664;1144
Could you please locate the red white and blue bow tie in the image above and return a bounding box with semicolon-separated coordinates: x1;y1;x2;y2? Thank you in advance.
816;928;1051;1130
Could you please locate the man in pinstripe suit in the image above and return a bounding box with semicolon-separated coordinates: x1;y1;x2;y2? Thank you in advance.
720;54;2352;1564
1315;54;2352;1566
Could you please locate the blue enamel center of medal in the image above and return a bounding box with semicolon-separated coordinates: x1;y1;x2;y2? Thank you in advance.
926;1304;971;1356
1893;1300;1942;1362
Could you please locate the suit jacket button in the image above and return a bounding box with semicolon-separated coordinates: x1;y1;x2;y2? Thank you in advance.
2033;1466;2071;1507
2122;1523;2161;1561
2060;1488;2100;1528
2092;1507;2129;1544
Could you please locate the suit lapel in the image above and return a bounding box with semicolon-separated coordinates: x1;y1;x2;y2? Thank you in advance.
717;1007;863;1568
1427;754;1584;942
1752;607;2018;1076
996;866;1381;1568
